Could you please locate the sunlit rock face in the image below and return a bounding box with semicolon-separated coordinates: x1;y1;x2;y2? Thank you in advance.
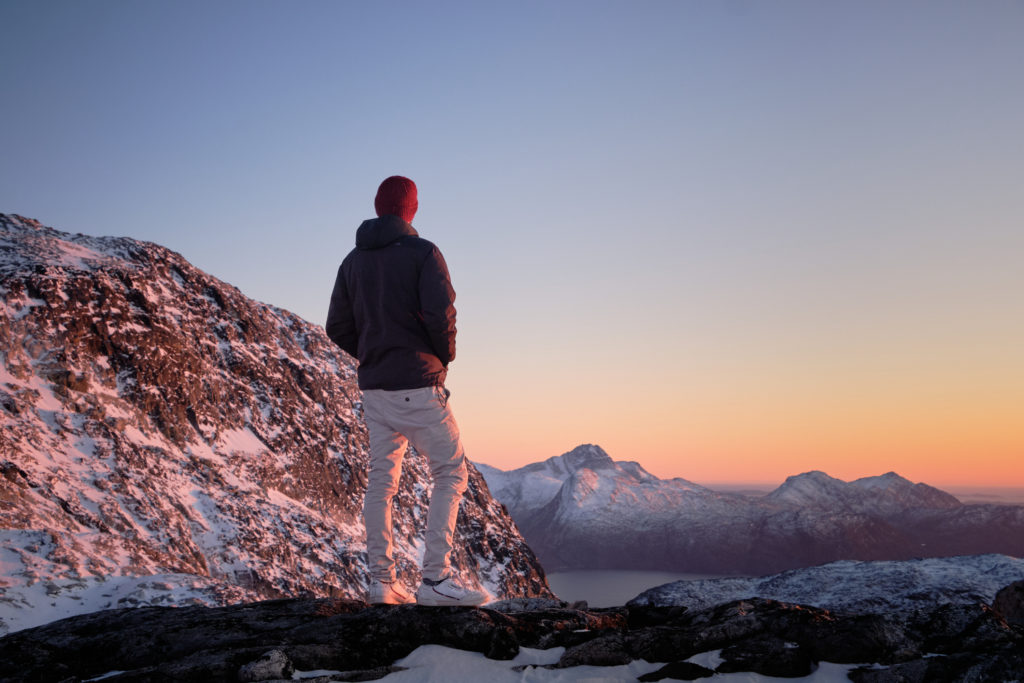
0;213;552;634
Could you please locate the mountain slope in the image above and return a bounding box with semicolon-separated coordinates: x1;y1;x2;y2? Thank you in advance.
477;444;708;519
478;446;1024;575
0;213;551;634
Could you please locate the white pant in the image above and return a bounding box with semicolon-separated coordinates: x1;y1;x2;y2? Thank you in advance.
361;386;468;583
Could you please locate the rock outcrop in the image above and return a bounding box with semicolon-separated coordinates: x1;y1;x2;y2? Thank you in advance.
0;213;552;635
993;580;1024;628
0;588;1021;683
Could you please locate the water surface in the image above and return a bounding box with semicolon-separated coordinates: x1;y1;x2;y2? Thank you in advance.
546;570;730;607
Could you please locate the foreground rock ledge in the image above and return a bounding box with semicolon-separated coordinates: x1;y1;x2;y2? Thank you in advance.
0;595;1022;682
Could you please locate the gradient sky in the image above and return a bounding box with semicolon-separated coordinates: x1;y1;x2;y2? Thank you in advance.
3;1;1022;488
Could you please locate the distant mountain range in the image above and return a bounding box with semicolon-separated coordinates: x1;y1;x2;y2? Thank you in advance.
477;444;1024;575
0;214;551;635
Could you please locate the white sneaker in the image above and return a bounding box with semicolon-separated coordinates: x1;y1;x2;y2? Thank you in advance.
416;576;489;607
367;580;415;605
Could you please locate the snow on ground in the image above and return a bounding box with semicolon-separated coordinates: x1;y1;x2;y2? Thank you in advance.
357;644;864;682
0;573;226;636
75;648;864;683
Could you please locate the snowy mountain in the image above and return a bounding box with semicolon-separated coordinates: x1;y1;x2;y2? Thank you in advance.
0;214;552;635
629;553;1024;614
767;469;961;514
476;443;709;515
477;445;1024;574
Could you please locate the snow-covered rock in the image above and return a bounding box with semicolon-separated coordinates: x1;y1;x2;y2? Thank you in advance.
0;213;552;636
628;553;1024;614
477;446;1024;575
4;563;1024;683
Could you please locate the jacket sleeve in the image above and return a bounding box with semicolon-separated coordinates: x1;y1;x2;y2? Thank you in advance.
419;246;457;366
325;263;359;359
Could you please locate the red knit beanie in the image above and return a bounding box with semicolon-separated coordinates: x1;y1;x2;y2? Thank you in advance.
374;176;418;223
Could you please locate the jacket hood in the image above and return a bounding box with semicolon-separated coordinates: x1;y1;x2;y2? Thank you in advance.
355;215;419;250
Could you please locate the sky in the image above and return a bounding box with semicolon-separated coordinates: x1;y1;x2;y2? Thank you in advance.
2;0;1022;488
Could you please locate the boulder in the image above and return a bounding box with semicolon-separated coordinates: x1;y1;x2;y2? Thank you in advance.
237;649;293;682
992;580;1024;627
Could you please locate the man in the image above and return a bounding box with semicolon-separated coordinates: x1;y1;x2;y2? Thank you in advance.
326;176;487;607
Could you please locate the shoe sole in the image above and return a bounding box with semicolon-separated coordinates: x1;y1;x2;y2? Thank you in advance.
367;592;415;605
416;592;485;607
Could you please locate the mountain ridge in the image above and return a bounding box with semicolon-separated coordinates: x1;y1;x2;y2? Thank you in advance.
477;444;1024;574
767;469;961;513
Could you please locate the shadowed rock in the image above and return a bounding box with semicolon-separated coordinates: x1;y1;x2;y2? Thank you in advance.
0;599;623;682
993;579;1024;627
2;588;1020;683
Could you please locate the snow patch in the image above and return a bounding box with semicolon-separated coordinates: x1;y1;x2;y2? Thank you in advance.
377;644;864;682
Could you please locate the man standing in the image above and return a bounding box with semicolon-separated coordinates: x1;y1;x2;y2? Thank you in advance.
326;176;487;607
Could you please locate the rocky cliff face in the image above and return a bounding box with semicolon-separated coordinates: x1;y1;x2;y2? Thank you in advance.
478;444;1024;574
0;214;551;635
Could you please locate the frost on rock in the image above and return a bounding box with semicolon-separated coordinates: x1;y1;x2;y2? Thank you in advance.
0;213;552;635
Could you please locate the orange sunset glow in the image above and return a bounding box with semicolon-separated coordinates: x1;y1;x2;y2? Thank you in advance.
5;2;1023;491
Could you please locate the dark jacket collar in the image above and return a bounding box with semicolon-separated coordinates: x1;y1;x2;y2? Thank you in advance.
355;215;418;250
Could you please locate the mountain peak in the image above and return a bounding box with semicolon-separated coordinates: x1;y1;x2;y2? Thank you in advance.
544;444;613;475
1;213;145;277
767;470;847;504
852;471;911;489
767;469;962;512
856;471;913;485
851;472;961;508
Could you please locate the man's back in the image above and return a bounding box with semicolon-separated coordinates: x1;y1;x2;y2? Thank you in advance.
326;205;456;391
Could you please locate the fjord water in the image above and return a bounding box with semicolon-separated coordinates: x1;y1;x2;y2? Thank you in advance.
546;570;731;607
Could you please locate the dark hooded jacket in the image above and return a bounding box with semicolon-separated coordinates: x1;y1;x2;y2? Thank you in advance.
326;215;456;390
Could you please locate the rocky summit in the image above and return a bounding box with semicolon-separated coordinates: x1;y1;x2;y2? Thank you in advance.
1;582;1023;683
0;213;552;635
